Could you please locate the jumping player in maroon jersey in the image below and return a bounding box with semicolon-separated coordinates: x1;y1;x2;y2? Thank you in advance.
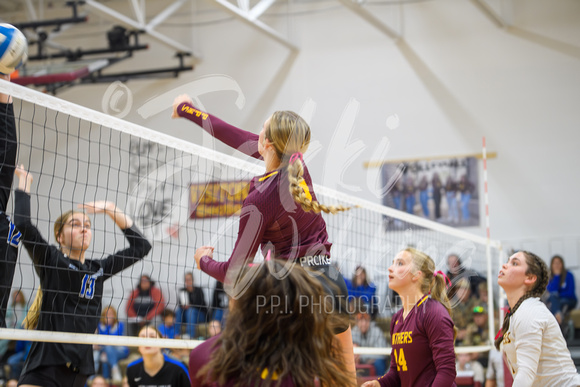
13;166;151;387
363;248;457;387
172;94;356;381
189;259;353;387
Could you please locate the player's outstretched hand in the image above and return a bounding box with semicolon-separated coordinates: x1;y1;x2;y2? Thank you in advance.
79;201;134;230
14;164;33;193
194;246;214;269
361;381;380;387
80;200;116;214
172;94;194;119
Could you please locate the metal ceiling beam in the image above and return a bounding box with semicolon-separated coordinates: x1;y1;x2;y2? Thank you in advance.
336;0;399;40
471;0;513;28
210;0;298;51
147;0;187;29
249;0;278;21
84;0;198;57
130;0;146;26
237;0;250;12
24;0;38;21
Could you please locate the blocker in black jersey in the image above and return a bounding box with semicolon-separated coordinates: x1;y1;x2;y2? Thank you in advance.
127;353;190;387
13;187;151;382
0;89;21;328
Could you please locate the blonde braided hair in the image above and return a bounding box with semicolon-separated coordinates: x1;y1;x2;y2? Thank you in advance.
23;286;42;330
266;110;352;214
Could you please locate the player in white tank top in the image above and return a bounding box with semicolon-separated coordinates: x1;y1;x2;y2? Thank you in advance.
497;251;580;387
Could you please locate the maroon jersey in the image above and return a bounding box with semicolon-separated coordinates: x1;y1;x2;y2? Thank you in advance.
178;103;332;282
378;296;457;387
189;335;296;387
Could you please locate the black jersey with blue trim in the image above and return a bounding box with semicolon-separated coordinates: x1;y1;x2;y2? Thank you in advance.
14;190;152;376
127;353;190;387
0;101;20;328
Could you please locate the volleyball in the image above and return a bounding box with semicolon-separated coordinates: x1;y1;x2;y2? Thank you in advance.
0;24;28;75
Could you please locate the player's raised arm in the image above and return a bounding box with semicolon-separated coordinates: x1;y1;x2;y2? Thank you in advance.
172;94;261;159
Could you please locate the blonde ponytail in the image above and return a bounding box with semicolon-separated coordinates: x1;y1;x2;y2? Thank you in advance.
406;247;458;340
23;286;42;330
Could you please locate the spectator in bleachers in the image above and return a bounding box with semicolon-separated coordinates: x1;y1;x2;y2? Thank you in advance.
351;311;387;376
93;306;128;382
477;281;500;332
207;320;222;338
456;352;484;386
5;379;18;387
209;281;228;324
126;325;189;386
90;375;109;387
478;281;489;304
158;309;178;339
176;272;207;338
451;279;478;345
547;255;577;324
6;339;31;380
446;253;485;300
463;304;489;347
446;253;463;297
345;266;378;318
4;290;27;329
127;275;166;336
0;290;27;362
485;348;504;387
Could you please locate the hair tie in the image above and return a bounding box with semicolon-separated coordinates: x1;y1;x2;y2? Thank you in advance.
289;152;303;164
433;270;452;289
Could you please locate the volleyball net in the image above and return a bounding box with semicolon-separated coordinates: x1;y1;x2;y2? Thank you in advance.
0;80;504;357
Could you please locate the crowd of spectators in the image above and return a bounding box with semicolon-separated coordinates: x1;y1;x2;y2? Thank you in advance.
1;251;577;387
0;273;228;385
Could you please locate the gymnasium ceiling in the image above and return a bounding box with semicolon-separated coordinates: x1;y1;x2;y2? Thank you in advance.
1;0;578;87
2;0;575;58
